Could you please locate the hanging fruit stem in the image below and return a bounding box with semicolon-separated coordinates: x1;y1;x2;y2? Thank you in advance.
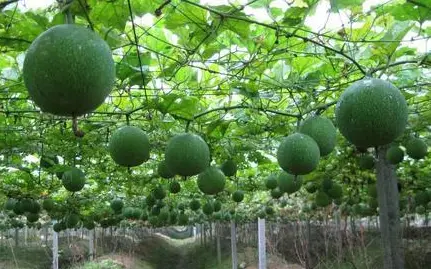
72;116;85;137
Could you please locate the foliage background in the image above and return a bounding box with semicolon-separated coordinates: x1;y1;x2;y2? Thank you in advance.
0;0;430;223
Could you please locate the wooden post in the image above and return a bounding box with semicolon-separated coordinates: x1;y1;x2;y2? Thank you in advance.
24;225;28;246
89;229;94;260
258;218;267;269
216;222;221;266
231;220;238;269
52;221;59;269
14;228;19;247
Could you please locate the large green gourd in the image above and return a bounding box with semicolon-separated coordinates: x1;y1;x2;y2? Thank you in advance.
108;126;150;167
299;115;337;156
335;78;408;148
23;24;116;116
277;133;320;175
164;133;210;177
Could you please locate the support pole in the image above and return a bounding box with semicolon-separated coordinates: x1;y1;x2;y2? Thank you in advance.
52;221;58;269
231;220;238;269
258;218;267;269
89;229;94;260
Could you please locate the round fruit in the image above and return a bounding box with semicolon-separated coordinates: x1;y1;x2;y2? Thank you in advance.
28;201;41;214
123;207;135;218
299;116;337;156
53;222;66;233
220;159;238;177
164;133;210;177
26;213;39;223
265;206;274;215
278;172;303;194
62;167;86;192
214;212;222;220
277;133;320;175
110;199;124;213
190;199;201;211
42;199;55;212
315;191;331;207
197;167;226;195
108;126;150;167
22;24;115;116
65;214;80;228
157;160;175;179
358;155;375;170
405;137;428;160
386;145;404;164
335;78;408;148
202;202;214;215
177;203;186;211
13;201;24;215
213;200;222;212
83;221;95;230
327;184;343;199
152;186;166;200
305;182;318;194
265;174;278;190
169;181;181;194
4;198;16;211
21;199;34;212
270;188;283;199
40;154;59;169
232;190;244;203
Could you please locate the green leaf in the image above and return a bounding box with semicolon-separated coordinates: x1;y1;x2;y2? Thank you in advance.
164;4;207;30
50;13;66;26
24;12;49;29
99;26;125;48
389;0;431;22
206;119;234;138
167;96;201;119
282;7;308;26
211;6;251;39
375;21;414;56
248;0;271;8
220;19;250;39
116;52;151;81
88;0;130;30
330;0;365;11
133;0;165;16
